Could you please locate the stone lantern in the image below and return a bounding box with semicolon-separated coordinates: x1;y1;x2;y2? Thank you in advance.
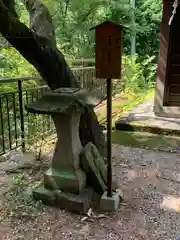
26;87;103;213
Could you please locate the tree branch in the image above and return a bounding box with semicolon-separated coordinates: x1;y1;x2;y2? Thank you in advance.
64;0;70;19
1;0;17;17
0;0;77;89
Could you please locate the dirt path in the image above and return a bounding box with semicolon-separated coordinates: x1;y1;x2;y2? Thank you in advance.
1;145;180;240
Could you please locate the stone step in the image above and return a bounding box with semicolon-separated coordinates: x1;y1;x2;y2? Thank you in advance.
115;101;180;136
115;120;180;136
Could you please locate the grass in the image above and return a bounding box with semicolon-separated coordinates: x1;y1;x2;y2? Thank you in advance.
112;130;180;152
95;88;154;127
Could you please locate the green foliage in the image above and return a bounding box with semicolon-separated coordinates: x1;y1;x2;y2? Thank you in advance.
46;0;162;59
0;48;39;92
123;55;156;92
13;173;26;186
47;0;132;57
135;0;162;58
0;0;162;60
0;48;37;78
141;55;157;88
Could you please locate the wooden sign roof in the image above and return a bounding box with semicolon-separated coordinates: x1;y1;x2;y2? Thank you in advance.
90;20;126;30
90;20;125;79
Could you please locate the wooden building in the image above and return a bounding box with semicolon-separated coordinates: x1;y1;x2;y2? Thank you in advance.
154;0;180;117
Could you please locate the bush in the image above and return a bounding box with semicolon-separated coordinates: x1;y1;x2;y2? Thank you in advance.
0;47;38;78
122;55;156;92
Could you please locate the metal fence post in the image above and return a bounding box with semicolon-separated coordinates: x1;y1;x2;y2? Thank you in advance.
18;80;25;152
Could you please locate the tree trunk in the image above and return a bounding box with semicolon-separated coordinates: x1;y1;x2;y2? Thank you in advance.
0;0;106;157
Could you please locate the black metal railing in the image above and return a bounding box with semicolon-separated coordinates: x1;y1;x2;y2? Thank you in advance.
0;66;108;155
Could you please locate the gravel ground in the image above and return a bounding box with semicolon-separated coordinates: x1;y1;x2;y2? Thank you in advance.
1;145;180;240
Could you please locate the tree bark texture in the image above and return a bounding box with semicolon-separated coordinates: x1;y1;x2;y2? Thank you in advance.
0;0;106;157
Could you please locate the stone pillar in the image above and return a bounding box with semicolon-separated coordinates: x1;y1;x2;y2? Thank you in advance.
44;111;86;194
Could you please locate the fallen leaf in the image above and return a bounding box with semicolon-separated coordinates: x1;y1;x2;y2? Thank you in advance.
81;216;88;222
87;218;95;223
97;214;107;219
87;208;93;217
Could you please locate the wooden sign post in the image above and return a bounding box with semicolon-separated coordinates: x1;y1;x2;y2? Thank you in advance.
90;21;124;198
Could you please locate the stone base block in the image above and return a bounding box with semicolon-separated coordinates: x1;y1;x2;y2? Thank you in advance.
33;185;94;214
100;191;121;212
44;168;86;194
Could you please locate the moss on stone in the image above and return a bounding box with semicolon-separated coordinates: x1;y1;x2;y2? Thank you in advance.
112;130;180;152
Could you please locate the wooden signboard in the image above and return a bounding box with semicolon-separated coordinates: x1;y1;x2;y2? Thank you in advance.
90;21;124;79
90;21;125;200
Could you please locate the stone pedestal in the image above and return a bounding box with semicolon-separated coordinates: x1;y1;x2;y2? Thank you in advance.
100;191;121;212
33;186;94;214
44;113;86;194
